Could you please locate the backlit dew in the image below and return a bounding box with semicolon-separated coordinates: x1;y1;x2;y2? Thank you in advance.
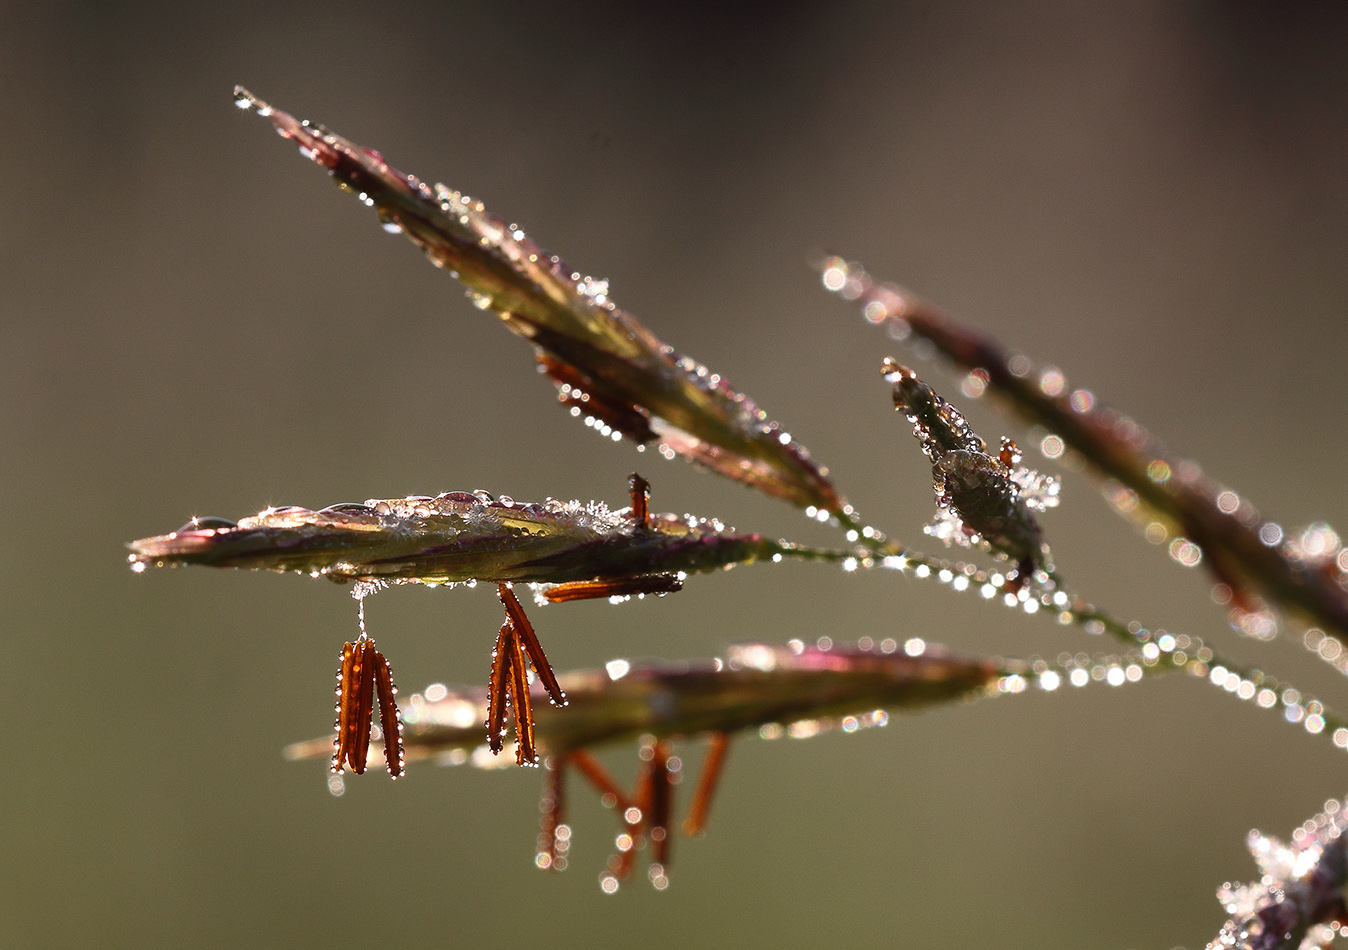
1038;368;1065;397
1069;389;1094;413
1257;689;1278;709
1168;538;1202;567
1105;666;1126;687
1259;523;1284;546
1235;609;1277;641
1335;729;1348;748
998;674;1028;694
1070;669;1090;687
1040;434;1064;459
1038;670;1061;691
1145;522;1168;544
1291;523;1341;561
1216;490;1240;514
960;370;989;399
789;719;822;739
600;874;620;894
904;638;926;656
1146;460;1171;484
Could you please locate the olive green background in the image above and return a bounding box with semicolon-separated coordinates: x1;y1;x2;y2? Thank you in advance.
4;2;1348;947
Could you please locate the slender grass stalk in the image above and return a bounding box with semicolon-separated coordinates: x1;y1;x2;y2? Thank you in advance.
819;257;1348;642
122;87;1348;939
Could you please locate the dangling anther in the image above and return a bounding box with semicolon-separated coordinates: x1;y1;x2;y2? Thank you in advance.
332;637;404;777
644;740;675;879
528;733;736;887
486;621;513;756
566;741;678;891
682;732;730;836
498;583;566;707
542;574;683;604
486;584;567;765
537;754;570;872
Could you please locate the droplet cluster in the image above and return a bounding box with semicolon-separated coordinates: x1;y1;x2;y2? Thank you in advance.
1209;798;1348;950
822;255;1348;649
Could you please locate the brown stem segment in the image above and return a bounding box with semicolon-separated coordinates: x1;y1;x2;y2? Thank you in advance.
683;732;730;837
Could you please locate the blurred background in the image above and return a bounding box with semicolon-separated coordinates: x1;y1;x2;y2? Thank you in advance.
4;1;1347;946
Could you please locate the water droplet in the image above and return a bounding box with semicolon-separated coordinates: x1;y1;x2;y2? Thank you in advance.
1259;523;1284;546
176;516;237;533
